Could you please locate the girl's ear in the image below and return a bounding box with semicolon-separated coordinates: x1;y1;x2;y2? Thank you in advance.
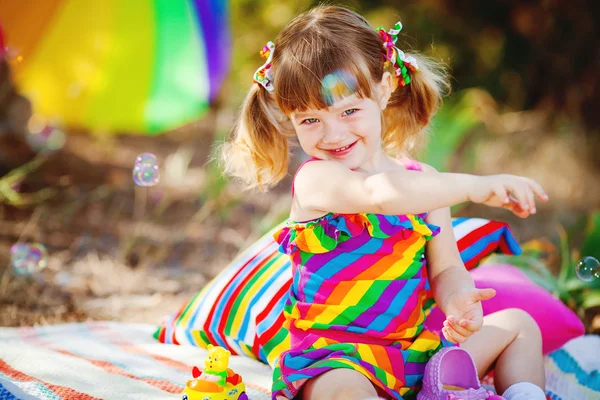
378;71;394;110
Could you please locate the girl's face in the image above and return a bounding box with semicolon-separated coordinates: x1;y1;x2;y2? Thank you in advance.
290;74;392;171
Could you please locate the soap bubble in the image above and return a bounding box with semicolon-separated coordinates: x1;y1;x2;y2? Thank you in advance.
575;256;600;282
133;153;160;187
10;243;48;275
321;69;358;106
27;124;66;152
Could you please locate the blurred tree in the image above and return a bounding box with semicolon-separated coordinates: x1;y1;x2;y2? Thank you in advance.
228;0;598;145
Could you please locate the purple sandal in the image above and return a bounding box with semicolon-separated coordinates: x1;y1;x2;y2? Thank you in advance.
417;347;506;400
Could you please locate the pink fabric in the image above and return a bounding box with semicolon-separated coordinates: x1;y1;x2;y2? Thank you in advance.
424;264;585;355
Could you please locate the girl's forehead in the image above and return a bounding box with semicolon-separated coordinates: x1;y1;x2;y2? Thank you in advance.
292;94;365;118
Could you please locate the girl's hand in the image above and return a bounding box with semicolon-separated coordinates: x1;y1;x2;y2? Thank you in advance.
468;174;548;218
441;288;496;344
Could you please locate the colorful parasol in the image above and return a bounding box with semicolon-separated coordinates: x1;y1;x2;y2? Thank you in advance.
0;0;230;134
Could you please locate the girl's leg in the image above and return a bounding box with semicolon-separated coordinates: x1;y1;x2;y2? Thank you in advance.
300;368;384;400
460;308;545;395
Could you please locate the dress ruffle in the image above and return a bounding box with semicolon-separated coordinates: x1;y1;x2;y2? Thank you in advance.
274;213;440;255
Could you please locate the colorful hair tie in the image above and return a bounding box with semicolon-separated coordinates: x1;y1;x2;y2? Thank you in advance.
253;41;275;92
377;22;419;87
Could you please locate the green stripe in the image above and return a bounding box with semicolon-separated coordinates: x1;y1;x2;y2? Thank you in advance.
146;0;209;133
329;281;388;326
224;255;280;336
262;326;290;355
176;285;207;323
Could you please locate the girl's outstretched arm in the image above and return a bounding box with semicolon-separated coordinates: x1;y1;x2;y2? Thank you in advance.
293;160;547;217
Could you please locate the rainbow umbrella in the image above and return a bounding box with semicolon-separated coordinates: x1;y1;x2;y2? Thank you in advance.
0;0;230;134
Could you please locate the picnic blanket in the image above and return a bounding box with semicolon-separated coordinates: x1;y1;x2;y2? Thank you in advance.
0;322;598;400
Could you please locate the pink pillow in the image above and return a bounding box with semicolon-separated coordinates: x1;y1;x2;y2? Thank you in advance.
425;264;585;355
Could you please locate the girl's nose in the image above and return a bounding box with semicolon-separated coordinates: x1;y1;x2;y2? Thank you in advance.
321;122;345;144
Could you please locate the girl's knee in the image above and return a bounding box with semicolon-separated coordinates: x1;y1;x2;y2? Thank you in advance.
502;308;542;340
302;369;378;400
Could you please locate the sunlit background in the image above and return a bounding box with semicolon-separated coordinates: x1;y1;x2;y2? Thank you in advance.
0;0;598;333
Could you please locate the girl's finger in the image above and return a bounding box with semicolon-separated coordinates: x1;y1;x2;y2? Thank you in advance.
528;179;548;202
471;288;496;302
525;186;536;214
444;326;467;343
445;317;471;337
458;316;483;332
442;327;457;344
508;196;529;218
493;184;509;205
510;187;530;214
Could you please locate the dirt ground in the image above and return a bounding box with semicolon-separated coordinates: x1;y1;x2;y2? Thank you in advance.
1;109;599;331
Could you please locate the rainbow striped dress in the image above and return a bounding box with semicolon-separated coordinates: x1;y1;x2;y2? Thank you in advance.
271;160;449;400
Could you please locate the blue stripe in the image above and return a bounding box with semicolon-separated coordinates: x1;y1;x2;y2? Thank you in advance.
366;279;420;331
451;217;468;227
304;238;384;304
501;227;522;255
0;371;62;400
257;289;289;336
0;383;20;400
237;258;289;341
549;349;600;391
459;228;504;264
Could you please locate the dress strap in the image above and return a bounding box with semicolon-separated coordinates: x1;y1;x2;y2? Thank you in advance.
291;158;319;197
399;158;422;171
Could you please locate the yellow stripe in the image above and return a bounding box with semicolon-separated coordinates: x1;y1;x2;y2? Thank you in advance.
237;344;256;359
354;344;399;389
410;335;441;352
354;343;377;366
191;330;208;346
179;279;213;326
17;0;114;126
85;0;155;131
267;338;290;367
375;237;425;280
312;280;372;325
304;229;328;253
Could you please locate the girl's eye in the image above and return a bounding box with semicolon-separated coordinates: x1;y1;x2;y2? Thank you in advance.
343;108;358;116
302;118;319;125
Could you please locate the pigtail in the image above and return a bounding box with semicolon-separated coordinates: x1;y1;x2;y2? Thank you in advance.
382;54;450;156
220;84;293;191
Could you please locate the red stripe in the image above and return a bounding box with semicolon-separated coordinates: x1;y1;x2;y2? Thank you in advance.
54;349;183;394
204;247;274;353
465;241;497;270
457;222;505;250
87;322;191;372
201;241;274;346
499;238;511;254
0;358;101;400
253;281;291;355
257;312;287;353
218;249;279;336
157;326;166;343
88;323;273;395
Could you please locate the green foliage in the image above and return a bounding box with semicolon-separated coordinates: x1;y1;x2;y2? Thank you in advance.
0;156;56;207
422;89;487;171
485;211;600;316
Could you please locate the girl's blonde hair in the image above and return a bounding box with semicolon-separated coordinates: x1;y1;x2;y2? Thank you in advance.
221;5;449;190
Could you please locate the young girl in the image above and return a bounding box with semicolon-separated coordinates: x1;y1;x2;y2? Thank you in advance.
223;5;547;400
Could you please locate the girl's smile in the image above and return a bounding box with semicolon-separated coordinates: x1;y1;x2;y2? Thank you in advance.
321;140;359;158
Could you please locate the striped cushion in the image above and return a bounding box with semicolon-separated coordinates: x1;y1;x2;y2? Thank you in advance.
154;218;521;367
